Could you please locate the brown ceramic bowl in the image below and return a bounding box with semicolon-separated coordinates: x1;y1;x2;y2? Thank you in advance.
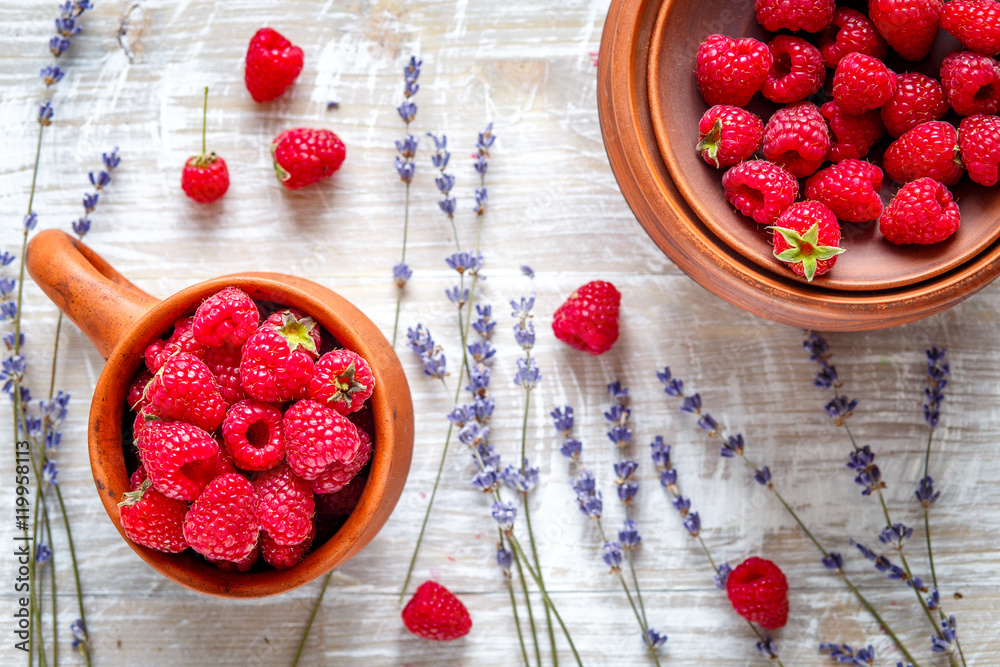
599;0;1000;330
26;229;414;598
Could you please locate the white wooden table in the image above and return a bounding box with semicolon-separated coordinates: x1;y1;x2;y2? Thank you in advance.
2;1;998;665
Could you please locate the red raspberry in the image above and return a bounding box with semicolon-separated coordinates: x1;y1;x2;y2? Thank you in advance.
271;128;346;190
203;344;246;407
260;308;323;348
402;581;473;641
805;160;885;223
307;350;375;415
240;311;320;403
726;557;789;629
883;121;964;185
881;73;950;139
144;352;227;432
261;524;315;570
213;442;239;478
959;114;1000;185
118;466;189;554
762;102;831;178
880;177;961;244
832;52;897;116
221;399;285;471
940;0;1000;56
760;36;825;105
818;7;888;68
869;0;943;62
209;547;259;573
769;201;845;282
192;287;259;348
183;473;260;562
127;369;152;410
244;28;303;103
144;317;207;373
284;399;362;481
551;281;621;356
695;34;772;107
132;403;161;438
721;160;799;225
253;464;315;546
311;427;373;494
315;473;367;517
940;50;1000;116
181;88;228;204
754;0;834;33
137;420;221;501
821;101;885;162
696;105;764;169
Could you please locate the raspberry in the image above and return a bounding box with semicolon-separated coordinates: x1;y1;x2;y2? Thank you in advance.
832;52;897;116
940;50;1000;116
315;473;367;517
805;160;885;223
240;311;320;403
118;466;189;554
883;121;964;185
551;281;621;356
879;177;961;244
203;344;246;407
127;369;153;410
869;0;943;62
253;464;315;546
762;102;830;178
144;352;227;432
182;156;228;204
244;28;304;103
222;399;285;471
144;317;207;373
958;114;1000;185
284;399;362;481
760;36;825;105
820;101;885;162
137;420;221;501
307;350;375;415
769;201;845;282
818;7;888;68
940;0;1000;56
209;547;259;573
260;308;323;348
695;34;772;107
696;105;764;169
754;0;834;33
402;581;473;641
881;73;950;139
721;160;799;225
310;427;373;494
271;128;346;190
192;287;259;348
726;557;790;630
132;403;161;438
183;473;260;562
261;525;314;570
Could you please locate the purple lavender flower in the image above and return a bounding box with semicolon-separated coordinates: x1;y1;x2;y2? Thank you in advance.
754;466;771;486
472;305;495;336
24;212;39;230
720;433;744;458
659;469;677;489
617;482;639;504
406;325;446;379
822;552;844;570
756;638;777;659
467;340;495;363
803;332;830;361
459;422;489;448
446;251;480;274
656;366;684;396
36;544;52;565
512;320;535;350
650;436;671;470
89;169;110;189
395;135;418;158
607;380;628;399
819;642;875;665
70;618;87;652
926;588;940;610
393;262;412;287
326;100;340;109
72;218;91;237
38;101;54;126
618;519;641;550
472;396;495;422
496;545;513;571
42;460;58;485
82;192;98;212
473;187;488;215
551;406;574;434
646;628;668;648
682;512;701;537
50;36;71;57
714;563;731;589
846;445;884;496
477;443;501;469
602;541;623;571
671;495;690;515
924;346;948;428
445;285;470;305
0;252;15;267
472;467;498;493
878;523;913;550
520;265;534;277
697;413;717;434
915;476;940;507
397;101;416;123
103;146;120;170
560;439;581;460
435;173;455;194
614;459;638;482
931;616;958;655
814;361;838;389
491;500;516;530
1;355;27;393
501;460;539;493
680;393;702;414
41;65;64;85
513;357;541;389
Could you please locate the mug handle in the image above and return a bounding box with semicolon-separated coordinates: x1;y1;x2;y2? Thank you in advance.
26;229;160;359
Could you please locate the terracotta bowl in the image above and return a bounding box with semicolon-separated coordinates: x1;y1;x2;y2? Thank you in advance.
26;229;414;598
599;0;1000;330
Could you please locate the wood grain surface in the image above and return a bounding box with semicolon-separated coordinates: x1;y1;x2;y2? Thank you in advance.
2;1;998;665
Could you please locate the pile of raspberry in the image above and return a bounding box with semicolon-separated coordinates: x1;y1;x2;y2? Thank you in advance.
695;0;1000;281
119;286;374;573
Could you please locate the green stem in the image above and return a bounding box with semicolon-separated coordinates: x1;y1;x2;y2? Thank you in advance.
43;497;57;667
501;531;530;667
512;543;541;667
291;571;332;667
53;484;90;667
597;521;659;665
626;551;649;630
922;429;939;592
522;499;555;665
448;214;460;251
200;86;208;155
391;182;411;349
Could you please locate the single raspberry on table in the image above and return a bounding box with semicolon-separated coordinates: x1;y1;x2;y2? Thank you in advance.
806;160;885;223
880;177;961;244
883;121;964;185
402;581;473;641
940;0;1000;56
240;310;320;403
695;34;772;107
271;128;346;190
821;101;885;162
551;280;621;356
768;201;845;282
284;399;362;481
940;50;1000;116
183;473;259;562
181;87;228;204
869;0;943;62
726;557;790;629
203;344;246;407
137;420;221;501
760;36;825;105
721;160;799;225
315;473;367;517
192;287;259;348
253;464;315;546
118;465;189;554
261;524;315;570
818;7;887;68
762;102;830;179
144;316;207;373
881;73;950;139
754;0;834;33
221;399;285;471
127;369;153;410
696;105;764;169
310;427;373;494
307;349;375;415
958;114;1000;186
144;352;227;432
832;52;897;116
245;27;303;103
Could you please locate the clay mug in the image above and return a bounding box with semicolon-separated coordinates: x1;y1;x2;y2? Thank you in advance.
26;229;414;598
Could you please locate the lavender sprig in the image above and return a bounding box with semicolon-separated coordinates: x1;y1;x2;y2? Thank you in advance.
428;132;459;248
390;56;420;349
920;347;948;593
